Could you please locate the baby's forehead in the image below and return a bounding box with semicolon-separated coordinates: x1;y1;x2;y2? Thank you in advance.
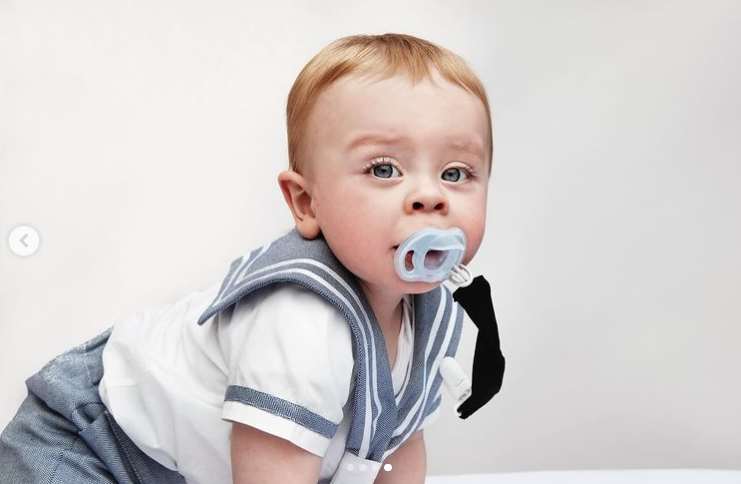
316;74;485;133
316;72;477;123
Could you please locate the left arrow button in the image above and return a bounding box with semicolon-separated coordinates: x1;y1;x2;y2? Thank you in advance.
9;225;40;256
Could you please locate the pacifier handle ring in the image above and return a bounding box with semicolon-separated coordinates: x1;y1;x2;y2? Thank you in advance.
448;263;473;288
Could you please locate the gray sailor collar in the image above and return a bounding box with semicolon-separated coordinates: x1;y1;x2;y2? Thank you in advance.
198;228;464;463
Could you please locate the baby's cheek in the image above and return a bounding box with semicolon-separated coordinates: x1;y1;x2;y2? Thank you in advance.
461;211;487;264
460;230;481;265
326;218;381;269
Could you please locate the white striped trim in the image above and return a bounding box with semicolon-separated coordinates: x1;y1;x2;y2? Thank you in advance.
214;241;272;306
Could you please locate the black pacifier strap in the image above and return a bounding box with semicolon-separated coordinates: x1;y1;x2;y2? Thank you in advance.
452;275;506;419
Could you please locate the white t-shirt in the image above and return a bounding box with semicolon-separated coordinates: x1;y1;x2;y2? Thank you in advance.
99;282;437;484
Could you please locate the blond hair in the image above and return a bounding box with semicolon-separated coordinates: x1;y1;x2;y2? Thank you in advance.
285;33;493;178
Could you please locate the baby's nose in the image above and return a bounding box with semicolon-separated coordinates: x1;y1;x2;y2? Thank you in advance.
408;192;448;214
412;199;446;212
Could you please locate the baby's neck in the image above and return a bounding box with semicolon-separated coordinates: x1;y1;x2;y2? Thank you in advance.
377;301;404;370
357;280;404;367
358;283;402;328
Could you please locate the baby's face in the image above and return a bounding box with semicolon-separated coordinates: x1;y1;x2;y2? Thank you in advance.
304;70;490;296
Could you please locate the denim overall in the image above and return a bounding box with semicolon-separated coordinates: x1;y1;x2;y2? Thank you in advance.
0;228;464;484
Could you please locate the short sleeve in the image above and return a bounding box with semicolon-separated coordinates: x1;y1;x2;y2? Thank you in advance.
217;283;355;457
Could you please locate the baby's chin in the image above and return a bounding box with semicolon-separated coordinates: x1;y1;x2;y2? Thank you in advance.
352;269;443;297
397;278;444;295
377;273;445;296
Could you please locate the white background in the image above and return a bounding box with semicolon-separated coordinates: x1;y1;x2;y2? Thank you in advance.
1;0;740;476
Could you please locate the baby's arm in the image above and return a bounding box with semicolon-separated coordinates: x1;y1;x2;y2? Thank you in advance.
373;430;427;484
222;284;356;483
231;422;322;484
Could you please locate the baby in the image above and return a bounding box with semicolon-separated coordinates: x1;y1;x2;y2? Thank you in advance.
0;33;496;484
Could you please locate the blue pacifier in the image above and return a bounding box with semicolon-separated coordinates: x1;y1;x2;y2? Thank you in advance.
394;227;467;283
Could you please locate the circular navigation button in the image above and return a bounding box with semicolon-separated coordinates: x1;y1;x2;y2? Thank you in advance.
9;225;40;256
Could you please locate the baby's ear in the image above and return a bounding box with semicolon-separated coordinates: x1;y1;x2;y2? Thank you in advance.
277;170;321;239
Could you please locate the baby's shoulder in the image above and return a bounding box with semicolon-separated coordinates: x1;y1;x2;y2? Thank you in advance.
244;282;342;317
226;283;356;384
230;282;352;341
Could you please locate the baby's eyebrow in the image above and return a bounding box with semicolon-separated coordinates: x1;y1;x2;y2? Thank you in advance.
347;133;412;151
347;132;485;157
446;138;486;157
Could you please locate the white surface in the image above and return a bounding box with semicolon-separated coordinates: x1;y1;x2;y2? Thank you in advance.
426;469;741;483
2;0;740;475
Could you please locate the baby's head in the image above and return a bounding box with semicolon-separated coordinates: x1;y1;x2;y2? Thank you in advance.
278;33;492;297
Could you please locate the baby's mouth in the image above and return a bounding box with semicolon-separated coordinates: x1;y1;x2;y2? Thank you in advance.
423;250;445;269
395;247;445;271
405;250;414;271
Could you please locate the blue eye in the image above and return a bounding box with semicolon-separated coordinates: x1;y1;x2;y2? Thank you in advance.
442;167;470;182
365;159;402;179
